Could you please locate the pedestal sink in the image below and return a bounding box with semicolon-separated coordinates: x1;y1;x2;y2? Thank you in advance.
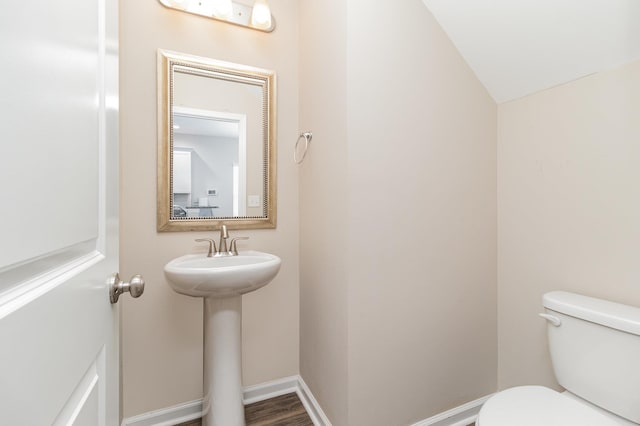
164;250;281;426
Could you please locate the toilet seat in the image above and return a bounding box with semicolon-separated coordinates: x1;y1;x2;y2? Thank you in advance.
477;386;622;426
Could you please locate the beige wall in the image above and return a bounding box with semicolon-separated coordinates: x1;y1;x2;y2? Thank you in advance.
119;0;299;417
299;0;498;424
298;0;350;424
497;59;640;390
346;1;497;425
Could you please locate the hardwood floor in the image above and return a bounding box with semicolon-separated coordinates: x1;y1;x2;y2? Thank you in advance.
244;393;313;425
176;393;313;426
174;393;476;426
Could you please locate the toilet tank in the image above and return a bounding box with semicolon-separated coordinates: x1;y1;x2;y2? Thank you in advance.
543;291;640;424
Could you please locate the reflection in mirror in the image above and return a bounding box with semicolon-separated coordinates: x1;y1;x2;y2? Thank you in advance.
157;50;276;231
172;108;248;218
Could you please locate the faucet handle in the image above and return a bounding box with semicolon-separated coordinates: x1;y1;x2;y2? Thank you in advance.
229;237;249;255
195;238;217;257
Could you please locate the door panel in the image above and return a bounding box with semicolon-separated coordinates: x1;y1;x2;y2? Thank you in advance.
0;0;119;423
0;0;102;270
1;256;117;425
53;348;103;426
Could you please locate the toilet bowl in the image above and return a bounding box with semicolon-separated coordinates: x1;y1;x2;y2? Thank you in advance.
476;291;640;426
476;386;635;425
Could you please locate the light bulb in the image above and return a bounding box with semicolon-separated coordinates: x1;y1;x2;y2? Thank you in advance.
169;0;191;10
251;0;272;29
212;0;233;19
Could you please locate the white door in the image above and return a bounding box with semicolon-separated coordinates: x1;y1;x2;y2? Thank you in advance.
0;0;126;424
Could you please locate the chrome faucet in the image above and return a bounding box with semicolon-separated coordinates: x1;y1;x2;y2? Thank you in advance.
196;224;248;257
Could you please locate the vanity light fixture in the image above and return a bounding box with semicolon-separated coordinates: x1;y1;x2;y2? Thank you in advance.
158;0;275;33
251;0;271;30
212;0;233;19
167;0;190;9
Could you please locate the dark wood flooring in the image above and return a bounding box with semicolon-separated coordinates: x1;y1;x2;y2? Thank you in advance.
174;393;476;426
176;393;313;425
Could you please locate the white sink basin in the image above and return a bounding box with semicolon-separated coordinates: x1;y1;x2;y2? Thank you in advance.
165;248;281;425
164;250;281;298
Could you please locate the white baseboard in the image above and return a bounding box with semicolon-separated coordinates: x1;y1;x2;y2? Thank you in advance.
242;375;300;404
121;374;489;426
410;394;493;426
120;399;202;426
121;375;331;426
296;376;333;426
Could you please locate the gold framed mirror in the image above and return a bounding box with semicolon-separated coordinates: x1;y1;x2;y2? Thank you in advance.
157;50;276;231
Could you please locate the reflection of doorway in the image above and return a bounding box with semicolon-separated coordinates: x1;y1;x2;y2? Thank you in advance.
173;107;247;217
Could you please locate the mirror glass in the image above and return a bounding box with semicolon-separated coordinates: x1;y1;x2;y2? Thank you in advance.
157;50;276;231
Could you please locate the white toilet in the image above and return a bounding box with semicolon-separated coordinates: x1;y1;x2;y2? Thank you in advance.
477;291;640;426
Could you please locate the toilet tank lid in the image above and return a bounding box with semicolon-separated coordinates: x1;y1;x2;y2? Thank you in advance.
543;291;640;336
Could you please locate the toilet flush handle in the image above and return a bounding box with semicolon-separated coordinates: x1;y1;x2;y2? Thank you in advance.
539;313;562;327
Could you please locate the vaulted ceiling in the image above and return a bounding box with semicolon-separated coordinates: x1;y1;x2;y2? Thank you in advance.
422;0;640;103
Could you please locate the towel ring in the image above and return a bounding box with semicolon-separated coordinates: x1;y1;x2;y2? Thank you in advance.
294;132;313;164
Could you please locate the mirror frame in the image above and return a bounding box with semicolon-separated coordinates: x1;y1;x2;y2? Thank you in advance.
157;49;277;231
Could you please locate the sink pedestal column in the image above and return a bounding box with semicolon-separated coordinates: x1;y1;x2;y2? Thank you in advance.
203;296;244;426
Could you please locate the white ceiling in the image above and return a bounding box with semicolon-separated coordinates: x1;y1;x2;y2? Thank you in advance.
422;0;640;103
174;114;239;139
